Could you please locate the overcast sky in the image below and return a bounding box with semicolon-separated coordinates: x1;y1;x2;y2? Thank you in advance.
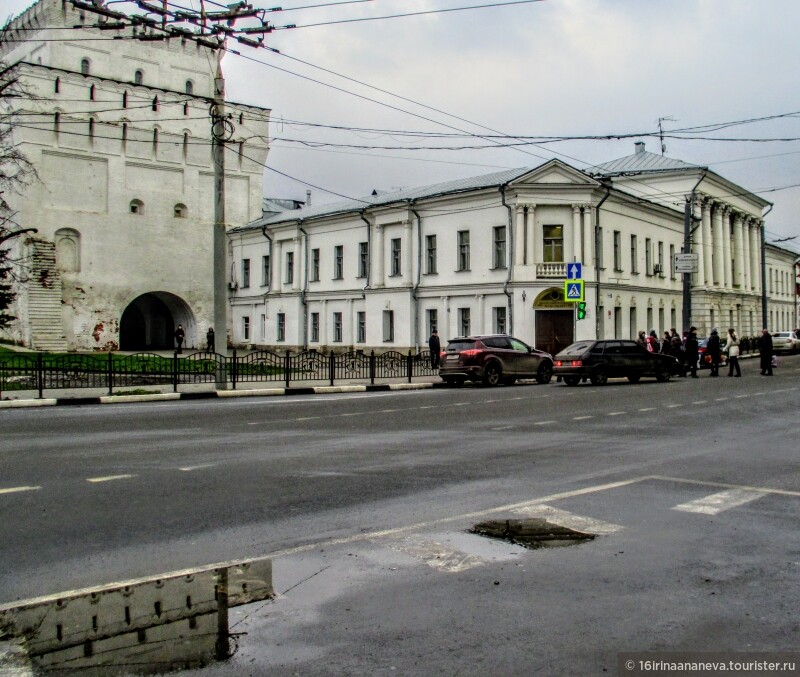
7;0;800;248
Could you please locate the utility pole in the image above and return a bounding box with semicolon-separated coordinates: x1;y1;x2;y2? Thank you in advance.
682;199;692;332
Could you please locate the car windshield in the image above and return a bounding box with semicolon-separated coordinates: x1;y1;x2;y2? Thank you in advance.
446;340;477;353
774;332;790;338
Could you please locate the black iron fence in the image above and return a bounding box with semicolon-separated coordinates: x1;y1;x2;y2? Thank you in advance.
0;349;440;399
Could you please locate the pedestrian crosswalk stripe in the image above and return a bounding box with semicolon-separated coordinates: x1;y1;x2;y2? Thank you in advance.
385;536;489;573
510;504;623;535
672;489;767;515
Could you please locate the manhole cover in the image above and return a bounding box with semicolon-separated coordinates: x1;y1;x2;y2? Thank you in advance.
470;518;595;549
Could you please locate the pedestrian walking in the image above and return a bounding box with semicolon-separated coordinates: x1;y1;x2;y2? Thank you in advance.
684;327;699;378
758;328;774;376
206;327;215;353
647;330;659;353
428;330;441;369
174;324;185;353
724;327;741;377
706;328;721;377
661;331;672;354
670;335;684;375
636;330;647;348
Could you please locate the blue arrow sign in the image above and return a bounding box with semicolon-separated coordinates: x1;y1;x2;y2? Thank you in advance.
567;262;582;279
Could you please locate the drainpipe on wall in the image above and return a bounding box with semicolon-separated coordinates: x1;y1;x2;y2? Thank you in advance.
299;222;309;350
594;180;613;340
500;184;514;336
359;211;371;300
260;225;272;294
410;201;422;351
761;204;774;329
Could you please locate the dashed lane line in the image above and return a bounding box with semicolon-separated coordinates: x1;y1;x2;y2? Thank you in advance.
86;474;136;484
0;486;41;495
608;412;627;416
179;464;216;472
673;488;768;515
534;420;556;426
573;415;594;420
666;404;682;408
638;407;656;412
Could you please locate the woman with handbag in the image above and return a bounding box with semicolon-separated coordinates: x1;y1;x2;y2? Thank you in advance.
724;328;741;377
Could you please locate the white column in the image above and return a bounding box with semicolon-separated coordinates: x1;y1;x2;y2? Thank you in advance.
749;219;759;292
693;200;704;286
583;205;594;271
733;212;744;288
374;224;385;288
292;236;301;292
477;294;485;333
702;199;713;286
572;205;582;264
274;239;283;288
712;202;723;286
403;219;413;285
722;207;732;289
741;217;750;291
515;205;525;266
321;299;328;344
527;204;537;268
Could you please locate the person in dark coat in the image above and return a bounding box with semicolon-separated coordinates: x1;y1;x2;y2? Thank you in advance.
174;324;185;353
206;327;215;353
661;331;672;354
671;335;685;376
684;327;699;378
706;328;721;377
758;328;774;376
428;330;441;369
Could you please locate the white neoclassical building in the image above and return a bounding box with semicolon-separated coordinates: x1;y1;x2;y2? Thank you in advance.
229;142;796;356
2;0;269;351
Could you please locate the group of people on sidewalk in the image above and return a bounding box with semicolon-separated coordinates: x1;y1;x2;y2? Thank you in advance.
636;326;776;378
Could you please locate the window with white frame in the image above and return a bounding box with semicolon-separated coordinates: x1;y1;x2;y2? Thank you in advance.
334;245;344;280
542;225;563;263
277;313;286;342
426;234;437;274
427;308;438;335
669;244;675;279
311;248;320;282
390;238;401;276
310;313;319;342
285;252;294;285
631;234;638;273
613;230;622;272
358;242;368;278
457;230;470;271
459;307;471;336
383;310;394;342
493;226;507;269
645;238;652;275
494;306;507;334
241;258;250;288
333;312;343;342
357;312;366;343
261;255;270;287
260;314;266;341
657;241;664;276
242;316;250;341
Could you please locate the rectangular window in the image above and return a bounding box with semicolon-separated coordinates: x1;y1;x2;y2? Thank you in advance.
613;231;622;272
241;258;250;288
383;310;394;342
358;242;368;278
311;248;320;282
657;241;664;276
645;238;652;275
427;308;438;335
459;307;471;336
242;315;250;341
357;311;366;343
597;227;604;268
543;225;563;263
261;255;270;287
493;226;507;269
631;235;638;274
494;306;507;334
277;313;285;342
333;312;342;342
457;230;470;271
334;245;344;280
426;235;437;274
285;252;294;285
390;238;401;276
310;312;319;342
669;244;675;279
260;314;266;340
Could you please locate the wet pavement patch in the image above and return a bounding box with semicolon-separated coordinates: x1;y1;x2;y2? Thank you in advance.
469;518;596;549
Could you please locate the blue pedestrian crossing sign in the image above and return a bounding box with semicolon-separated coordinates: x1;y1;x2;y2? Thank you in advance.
564;279;585;302
567;262;582;279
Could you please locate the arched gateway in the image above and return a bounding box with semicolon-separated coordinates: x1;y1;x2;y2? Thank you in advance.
533;287;574;357
120;292;195;351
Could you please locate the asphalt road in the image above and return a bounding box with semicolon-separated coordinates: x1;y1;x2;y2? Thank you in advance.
2;355;799;675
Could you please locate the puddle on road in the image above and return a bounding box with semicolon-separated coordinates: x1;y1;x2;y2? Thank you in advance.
470;518;596;550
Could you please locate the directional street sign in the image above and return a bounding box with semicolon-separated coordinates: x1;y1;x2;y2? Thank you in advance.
674;253;698;274
567;262;583;279
564;279;585;302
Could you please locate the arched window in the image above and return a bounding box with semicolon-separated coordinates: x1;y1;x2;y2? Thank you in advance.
130;199;144;215
134;69;143;85
174;203;187;218
185;79;193;95
55;228;81;272
80;58;90;75
54;77;60;94
182;132;189;159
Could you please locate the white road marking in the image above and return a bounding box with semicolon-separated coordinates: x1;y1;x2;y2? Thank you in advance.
691;401;707;405
672;488;768;515
491;425;514;431
608;411;626;416
385;536;489;573
638;407;656;412
511;504;624;535
296;416;320;421
666;404;682;408
86;474;135;483
714;397;728;401
534;420;556;426
178;464;216;472
573;415;593;420
734;395;748;399
0;486;41;495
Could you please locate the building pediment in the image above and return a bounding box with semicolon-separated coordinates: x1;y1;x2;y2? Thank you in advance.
509;160;599;187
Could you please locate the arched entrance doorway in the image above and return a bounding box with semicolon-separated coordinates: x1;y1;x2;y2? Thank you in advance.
120;292;194;351
533;287;574;356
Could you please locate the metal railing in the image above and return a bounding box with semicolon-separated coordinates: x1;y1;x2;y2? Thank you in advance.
0;350;440;398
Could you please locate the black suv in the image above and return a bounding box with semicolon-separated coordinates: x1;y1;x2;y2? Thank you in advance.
439;335;553;387
553;339;679;385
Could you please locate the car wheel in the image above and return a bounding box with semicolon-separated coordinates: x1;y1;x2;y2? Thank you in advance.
590;371;608;386
563;376;580;386
483;362;502;387
655;367;671;382
536;361;553;385
627;375;641;383
503;376;517;386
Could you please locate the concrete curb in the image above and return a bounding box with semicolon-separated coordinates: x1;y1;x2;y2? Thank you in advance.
0;382;438;409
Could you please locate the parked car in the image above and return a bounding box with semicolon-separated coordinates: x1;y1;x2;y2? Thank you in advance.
439;335;553;386
553;339;679;386
771;331;800;354
697;337;728;370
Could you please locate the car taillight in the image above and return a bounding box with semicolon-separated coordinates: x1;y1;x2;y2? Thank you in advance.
570;360;582;367
460;349;482;358
440;350;447;358
554;360;562;367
